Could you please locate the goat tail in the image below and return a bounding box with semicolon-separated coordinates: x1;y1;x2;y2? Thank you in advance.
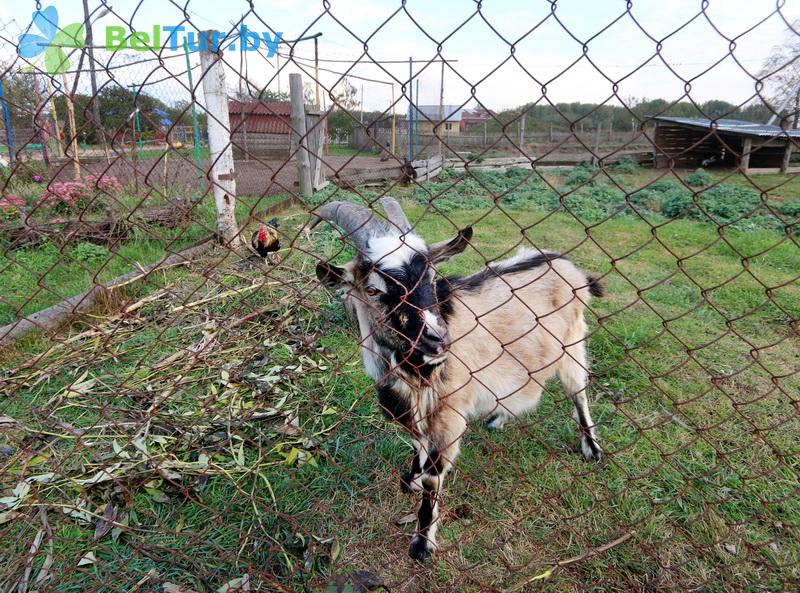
586;274;606;298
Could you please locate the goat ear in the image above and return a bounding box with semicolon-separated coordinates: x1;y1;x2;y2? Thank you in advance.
428;227;473;264
316;261;353;287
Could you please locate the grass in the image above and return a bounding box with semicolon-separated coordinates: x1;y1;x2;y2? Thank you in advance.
1;165;798;592
0;192;287;325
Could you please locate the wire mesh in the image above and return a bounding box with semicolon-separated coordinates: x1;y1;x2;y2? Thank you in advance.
0;1;798;592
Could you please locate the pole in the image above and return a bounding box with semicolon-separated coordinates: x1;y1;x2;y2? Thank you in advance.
408;57;413;163
82;0;109;163
360;84;364;124
438;58;444;157
415;79;420;157
32;74;50;165
61;74;81;179
45;78;64;158
276;52;281;95
289;73;312;197
314;36;321;107
183;40;204;190
391;83;396;156
199;30;241;246
519;111;526;149
0;79;15;165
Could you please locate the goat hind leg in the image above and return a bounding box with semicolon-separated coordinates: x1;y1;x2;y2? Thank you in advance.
559;350;602;461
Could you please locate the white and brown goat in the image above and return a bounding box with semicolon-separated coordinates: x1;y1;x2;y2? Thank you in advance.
313;198;604;561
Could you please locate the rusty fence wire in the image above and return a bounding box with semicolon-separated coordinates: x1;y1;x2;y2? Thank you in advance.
1;1;799;592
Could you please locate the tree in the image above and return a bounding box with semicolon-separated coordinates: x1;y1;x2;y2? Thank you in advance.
0;70;37;130
759;19;800;127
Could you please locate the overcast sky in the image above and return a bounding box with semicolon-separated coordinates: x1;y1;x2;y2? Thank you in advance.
1;0;799;114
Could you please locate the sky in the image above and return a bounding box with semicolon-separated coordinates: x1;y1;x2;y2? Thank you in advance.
1;0;799;114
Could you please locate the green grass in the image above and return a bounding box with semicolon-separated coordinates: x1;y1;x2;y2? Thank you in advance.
1;168;798;592
0;192;287;325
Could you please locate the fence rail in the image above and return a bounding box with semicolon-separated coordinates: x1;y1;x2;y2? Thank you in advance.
0;2;799;592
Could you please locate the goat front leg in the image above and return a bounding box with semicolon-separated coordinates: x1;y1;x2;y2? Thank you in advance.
400;436;426;493
409;412;466;561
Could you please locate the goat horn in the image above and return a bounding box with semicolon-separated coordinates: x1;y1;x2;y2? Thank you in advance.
309;201;385;250
379;197;412;235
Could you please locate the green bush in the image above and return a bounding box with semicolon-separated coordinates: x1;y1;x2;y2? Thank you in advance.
71;242;111;264
565;163;599;186
777;200;800;218
685;168;713;187
610;156;639;174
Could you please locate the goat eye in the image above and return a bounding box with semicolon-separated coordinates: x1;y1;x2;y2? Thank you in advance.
365;286;382;297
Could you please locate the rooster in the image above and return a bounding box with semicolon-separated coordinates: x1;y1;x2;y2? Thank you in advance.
251;217;281;263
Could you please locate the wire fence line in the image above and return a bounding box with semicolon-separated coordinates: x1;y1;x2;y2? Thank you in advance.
0;1;798;592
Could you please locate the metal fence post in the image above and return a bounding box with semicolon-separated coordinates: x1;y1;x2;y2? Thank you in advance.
199;30;241;246
290;73;312;197
184;39;205;192
0;78;16;165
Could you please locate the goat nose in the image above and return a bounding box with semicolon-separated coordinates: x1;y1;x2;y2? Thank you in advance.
422;325;450;352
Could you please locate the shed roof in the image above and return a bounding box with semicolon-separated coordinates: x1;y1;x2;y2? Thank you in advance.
652;116;800;138
228;100;292;116
228;100;292;135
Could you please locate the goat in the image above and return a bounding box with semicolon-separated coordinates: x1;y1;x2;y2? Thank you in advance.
312;198;604;561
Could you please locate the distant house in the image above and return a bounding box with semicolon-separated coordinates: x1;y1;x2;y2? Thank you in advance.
649;116;800;173
402;105;463;135
228;100;292;158
460;106;494;132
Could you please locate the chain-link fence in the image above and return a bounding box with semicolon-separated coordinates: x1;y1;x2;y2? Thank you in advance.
1;1;798;591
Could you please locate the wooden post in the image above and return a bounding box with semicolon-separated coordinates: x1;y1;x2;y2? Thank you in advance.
45;78;64;159
781;141;792;173
549;122;553;143
199;31;241;246
438;59;444;157
519;112;526;149
592;123;602;165
290;73;312;197
391;84;396;155
741;137;752;173
61;74;81;180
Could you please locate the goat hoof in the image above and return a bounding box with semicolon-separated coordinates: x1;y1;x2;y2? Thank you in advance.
409;537;435;561
485;412;508;431
581;437;603;462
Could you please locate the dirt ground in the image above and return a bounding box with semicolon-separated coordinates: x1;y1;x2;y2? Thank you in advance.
42;154;406;199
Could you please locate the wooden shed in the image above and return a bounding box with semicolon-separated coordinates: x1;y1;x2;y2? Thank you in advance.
649;116;800;173
228;100;292;159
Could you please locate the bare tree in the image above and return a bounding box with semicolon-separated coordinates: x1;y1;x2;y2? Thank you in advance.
760;19;800;127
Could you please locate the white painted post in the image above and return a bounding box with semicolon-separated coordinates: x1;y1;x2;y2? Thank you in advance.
199;31;240;247
290;73;312;197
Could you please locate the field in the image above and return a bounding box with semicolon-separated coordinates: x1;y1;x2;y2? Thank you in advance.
1;163;799;592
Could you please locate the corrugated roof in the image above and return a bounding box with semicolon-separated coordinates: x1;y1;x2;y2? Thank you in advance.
229;114;291;135
228;101;292;135
228;100;292;116
652;116;800;138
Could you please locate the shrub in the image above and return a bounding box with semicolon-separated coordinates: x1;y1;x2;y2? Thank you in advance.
660;188;696;219
0;194;26;221
71;242;110;264
777;200;800;218
611;156;639;174
37;181;92;212
84;174;123;193
565;163;599;186
685;168;713;187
